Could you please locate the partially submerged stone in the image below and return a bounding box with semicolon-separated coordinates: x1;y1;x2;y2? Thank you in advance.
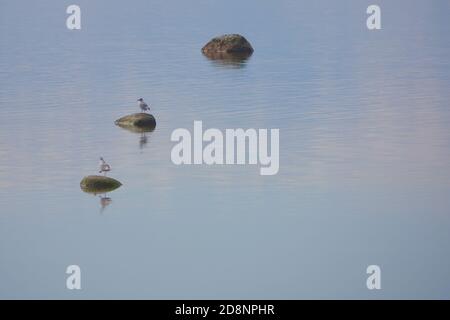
115;113;156;131
116;123;154;134
80;175;122;194
202;34;254;59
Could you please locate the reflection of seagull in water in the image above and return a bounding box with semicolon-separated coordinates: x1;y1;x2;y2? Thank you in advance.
137;98;150;112
99;195;112;213
98;157;111;176
139;132;148;149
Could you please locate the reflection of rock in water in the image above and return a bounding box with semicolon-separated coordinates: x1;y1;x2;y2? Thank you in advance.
99;195;112;213
203;51;252;68
202;34;253;68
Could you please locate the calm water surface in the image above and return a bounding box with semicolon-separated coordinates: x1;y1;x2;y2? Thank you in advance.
0;0;450;298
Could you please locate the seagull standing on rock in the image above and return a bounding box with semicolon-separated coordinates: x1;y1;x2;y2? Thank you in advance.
137;98;150;112
99;157;111;176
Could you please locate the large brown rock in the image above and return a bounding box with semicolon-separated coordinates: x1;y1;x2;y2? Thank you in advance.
202;34;254;58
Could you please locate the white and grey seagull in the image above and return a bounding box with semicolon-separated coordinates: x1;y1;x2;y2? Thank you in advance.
137;98;151;112
98;157;111;176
